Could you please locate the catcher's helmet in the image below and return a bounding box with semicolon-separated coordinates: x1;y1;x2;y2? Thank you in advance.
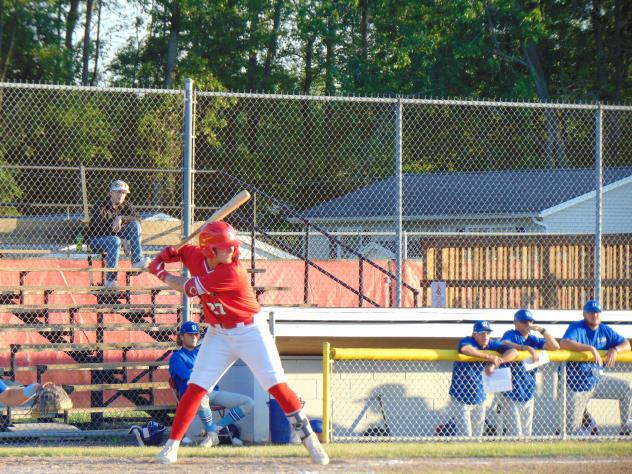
583;299;602;314
198;221;240;258
129;420;166;446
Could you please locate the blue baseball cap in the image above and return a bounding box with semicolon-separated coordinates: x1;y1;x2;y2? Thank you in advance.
473;320;492;334
583;299;602;313
179;321;200;334
514;309;535;322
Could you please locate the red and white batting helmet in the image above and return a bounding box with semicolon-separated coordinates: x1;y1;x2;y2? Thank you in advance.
198;221;240;258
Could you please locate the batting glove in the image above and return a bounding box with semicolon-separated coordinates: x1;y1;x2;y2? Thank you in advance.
157;246;180;263
148;259;168;282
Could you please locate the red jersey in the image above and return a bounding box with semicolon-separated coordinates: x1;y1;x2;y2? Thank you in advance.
179;245;260;324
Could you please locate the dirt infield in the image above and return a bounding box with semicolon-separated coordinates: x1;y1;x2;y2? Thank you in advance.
3;456;632;474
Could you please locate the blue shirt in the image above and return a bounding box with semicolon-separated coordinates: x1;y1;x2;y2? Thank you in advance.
0;379;7;394
500;329;545;402
449;337;512;405
169;347;200;397
169;346;220;397
563;320;626;392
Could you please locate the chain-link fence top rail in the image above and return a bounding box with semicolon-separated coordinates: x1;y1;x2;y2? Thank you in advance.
1;82;632;307
326;348;632;441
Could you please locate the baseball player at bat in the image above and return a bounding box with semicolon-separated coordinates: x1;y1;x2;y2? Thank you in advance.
148;221;329;465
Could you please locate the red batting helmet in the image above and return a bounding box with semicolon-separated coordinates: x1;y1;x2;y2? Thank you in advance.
198;221;240;258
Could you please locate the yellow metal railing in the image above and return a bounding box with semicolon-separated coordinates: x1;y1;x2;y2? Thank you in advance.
321;344;632;443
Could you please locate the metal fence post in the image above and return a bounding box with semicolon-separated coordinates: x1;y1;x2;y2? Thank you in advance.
304;224;310;304
181;78;195;322
561;361;567;440
250;191;257;287
395;98;403;307
594;103;603;302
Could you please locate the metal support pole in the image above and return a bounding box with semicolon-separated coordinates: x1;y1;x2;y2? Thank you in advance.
394;98;403;307
251;192;257;287
561;362;567;440
181;78;195;322
304;225;310;304
594;104;603;302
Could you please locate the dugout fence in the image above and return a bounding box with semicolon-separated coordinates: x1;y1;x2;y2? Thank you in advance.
323;343;632;442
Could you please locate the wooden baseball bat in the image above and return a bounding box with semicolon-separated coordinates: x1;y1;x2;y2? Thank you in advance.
175;190;251;250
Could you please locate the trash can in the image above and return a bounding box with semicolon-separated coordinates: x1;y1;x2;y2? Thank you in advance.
269;398;291;443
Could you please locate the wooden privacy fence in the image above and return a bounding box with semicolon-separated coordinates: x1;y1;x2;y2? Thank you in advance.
417;233;632;310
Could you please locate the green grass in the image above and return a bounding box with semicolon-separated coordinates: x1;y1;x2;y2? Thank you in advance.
0;441;631;459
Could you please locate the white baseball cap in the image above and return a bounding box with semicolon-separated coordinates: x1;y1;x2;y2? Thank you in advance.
110;180;130;193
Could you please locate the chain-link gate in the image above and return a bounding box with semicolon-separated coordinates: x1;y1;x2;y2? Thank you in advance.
325;346;632;442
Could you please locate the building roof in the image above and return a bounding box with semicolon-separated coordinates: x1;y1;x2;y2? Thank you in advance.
300;168;632;221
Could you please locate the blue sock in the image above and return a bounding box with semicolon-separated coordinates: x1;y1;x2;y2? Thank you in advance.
218;406;245;428
197;406;217;433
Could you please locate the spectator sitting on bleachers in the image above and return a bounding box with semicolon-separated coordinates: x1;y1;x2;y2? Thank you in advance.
169;321;253;447
0;379;42;407
87;179;150;288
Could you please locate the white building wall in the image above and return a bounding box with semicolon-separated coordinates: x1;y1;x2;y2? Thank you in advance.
542;183;632;233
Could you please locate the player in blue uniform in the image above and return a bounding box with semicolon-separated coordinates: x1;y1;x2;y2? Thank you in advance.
0;379;42;407
559;299;632;435
498;309;559;437
169;321;254;447
449;320;517;437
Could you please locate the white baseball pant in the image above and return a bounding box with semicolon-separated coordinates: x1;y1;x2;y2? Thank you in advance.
189;312;288;392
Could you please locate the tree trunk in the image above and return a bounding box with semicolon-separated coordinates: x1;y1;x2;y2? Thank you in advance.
90;0;102;86
246;6;261;91
261;0;283;92
355;0;368;89
81;0;95;86
246;9;261;154
164;1;180;88
523;41;566;168
303;36;315;94
324;14;336;96
302;35;315;156
0;0;4;61
591;0;608;99
612;0;630;102
65;0;80;51
0;0;19;83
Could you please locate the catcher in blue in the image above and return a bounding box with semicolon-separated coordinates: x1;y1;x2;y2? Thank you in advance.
169;320;252;447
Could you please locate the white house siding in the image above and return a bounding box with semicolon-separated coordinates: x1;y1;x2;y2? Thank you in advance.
305;217;539;259
542;182;632;234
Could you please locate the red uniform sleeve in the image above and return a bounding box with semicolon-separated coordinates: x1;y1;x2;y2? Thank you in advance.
184;263;240;297
178;244;198;262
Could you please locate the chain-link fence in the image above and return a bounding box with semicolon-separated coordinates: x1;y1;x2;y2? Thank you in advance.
1;81;631;442
1;83;631;309
326;347;632;441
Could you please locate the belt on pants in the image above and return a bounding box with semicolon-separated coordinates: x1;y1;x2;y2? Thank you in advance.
210;317;254;329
